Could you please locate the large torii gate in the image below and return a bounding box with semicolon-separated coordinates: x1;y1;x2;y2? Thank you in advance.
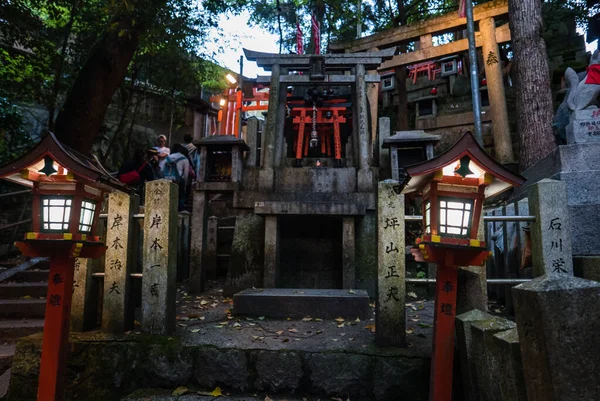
330;0;514;164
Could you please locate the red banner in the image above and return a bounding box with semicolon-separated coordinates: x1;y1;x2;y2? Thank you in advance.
311;11;320;54
296;22;304;55
458;0;466;18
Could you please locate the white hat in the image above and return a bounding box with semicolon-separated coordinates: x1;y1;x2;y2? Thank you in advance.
157;135;167;141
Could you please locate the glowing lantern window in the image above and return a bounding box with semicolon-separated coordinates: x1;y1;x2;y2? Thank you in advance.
79;200;97;233
438;198;473;237
42;197;72;231
424;201;431;234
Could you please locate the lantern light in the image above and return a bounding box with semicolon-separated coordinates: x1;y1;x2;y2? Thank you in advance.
219;98;226;107
225;73;237;85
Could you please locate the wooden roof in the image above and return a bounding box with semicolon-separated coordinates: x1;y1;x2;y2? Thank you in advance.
0;132;129;192
402;132;525;198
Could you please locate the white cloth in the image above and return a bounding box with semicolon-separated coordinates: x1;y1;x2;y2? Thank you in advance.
154;146;170;169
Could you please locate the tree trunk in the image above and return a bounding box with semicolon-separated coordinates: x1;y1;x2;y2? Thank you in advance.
507;0;556;171
53;17;143;154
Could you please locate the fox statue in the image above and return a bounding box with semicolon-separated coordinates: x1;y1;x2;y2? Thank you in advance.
565;49;600;111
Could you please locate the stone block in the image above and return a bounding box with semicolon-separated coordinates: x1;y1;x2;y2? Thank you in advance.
342;217;355;289
308;353;370;397
569;204;600;255
254;351;303;393
566;117;600;144
258;168;274;192
142;180;178;335
372;357;429;401
276;167;357;193
491;328;527;401
455;309;489;401
263;216;279;288
456;268;487;316
139;346;193;388
193;348;249;391
357;168;375;192
233;288;370;319
355;213;378;297
574;256;600;281
470;315;517;401
204;216;218;280
223;214;265;296
71;258;95;332
189;191;207;293
376;180;405;347
528;179;573;276
512;274;600;401
245;117;259;167
378;117;391;173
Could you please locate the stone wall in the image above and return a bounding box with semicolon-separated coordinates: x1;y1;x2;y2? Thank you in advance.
7;332;430;401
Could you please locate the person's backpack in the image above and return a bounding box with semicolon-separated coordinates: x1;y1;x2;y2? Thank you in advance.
163;155;184;185
118;162;147;185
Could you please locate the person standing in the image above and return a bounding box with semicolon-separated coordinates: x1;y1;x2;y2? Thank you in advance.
154;134;170;169
183;133;199;178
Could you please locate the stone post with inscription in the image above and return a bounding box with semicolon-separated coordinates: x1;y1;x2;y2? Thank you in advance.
70;258;94;331
375;179;405;347
527;179;573;277
142;180;178;335
205;216;218;280
101;192;139;333
566;109;600;144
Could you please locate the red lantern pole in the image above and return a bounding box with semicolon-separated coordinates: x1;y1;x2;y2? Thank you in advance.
38;256;75;401
429;263;458;401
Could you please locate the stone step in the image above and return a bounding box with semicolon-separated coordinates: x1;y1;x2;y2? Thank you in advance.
8;270;48;283
122;390;300;401
0;283;47;299
233;288;371;320
0;344;16;374
0;319;44;343
0;299;46;319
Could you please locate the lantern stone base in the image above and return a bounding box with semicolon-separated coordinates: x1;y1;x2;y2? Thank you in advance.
7;327;431;401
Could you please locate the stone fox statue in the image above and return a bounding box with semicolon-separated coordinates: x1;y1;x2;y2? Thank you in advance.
566;49;600;111
552;50;600;144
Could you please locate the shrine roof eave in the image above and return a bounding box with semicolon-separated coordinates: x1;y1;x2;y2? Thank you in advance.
0;132;131;193
401;132;525;198
243;48;396;70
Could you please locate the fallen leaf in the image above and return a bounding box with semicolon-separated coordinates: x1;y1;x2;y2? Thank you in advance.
316;330;323;334
405;303;413;307
348;289;356;294
411;305;418;311
210;386;222;397
282;338;289;343
172;386;189;396
187;314;199;319
219;321;229;325
177;323;188;327
302;317;313;322
494;309;502;313
364;324;376;333
210;303;219;308
408;292;418;299
288;328;298;333
200;300;209;305
411;318;420;322
248;323;256;326
331;398;343;401
275;330;284;335
265;396;273;401
22;295;32;299
178;316;190;321
335;317;345;323
198;316;205;320
233;322;241;327
340;333;346;336
246;317;254;321
258;316;265;320
134;320;141;326
418;323;433;328
349;337;356;341
331;338;339;342
337;323;345;328
315;318;323;322
406;329;414;334
214;325;224;328
355;317;361;322
190;329;201;333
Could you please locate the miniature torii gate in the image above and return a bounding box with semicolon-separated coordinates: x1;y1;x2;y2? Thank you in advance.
329;0;514;165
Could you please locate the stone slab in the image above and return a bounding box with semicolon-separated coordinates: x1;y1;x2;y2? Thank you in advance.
512;274;600;401
492;328;527;401
275;167;357;193
234;191;376;211
455;310;489;401
566;118;600;144
254;201;365;216
470;316;517;401
232;288;370;319
574;256;600;282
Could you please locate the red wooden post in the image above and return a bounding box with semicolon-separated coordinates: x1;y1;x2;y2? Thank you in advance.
38;256;75;401
429;263;459;401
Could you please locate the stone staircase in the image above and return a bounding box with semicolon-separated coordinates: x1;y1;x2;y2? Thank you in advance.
0;259;47;339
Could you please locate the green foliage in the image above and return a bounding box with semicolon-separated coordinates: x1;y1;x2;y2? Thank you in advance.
0;95;34;165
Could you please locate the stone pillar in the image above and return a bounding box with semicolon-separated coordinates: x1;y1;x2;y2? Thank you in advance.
425;143;435;160
470;315;517;401
205;216;218;280
389;144;399;182
342;217;355;289
197;146;207;182
273;69;288;168
70;258;94;331
259;64;281;191
263;216;279;288
378;117;391;172
456;309;489;401
513;274;600;401
189;191;207;293
375;180;405;347
142;180;178;335
231;146;243;183
356;64;373;192
246;116;259;167
527;179;573;277
480;17;514;164
102;191;139;333
367;77;379;159
458;219;488;314
492;328;528;401
193;110;203;141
